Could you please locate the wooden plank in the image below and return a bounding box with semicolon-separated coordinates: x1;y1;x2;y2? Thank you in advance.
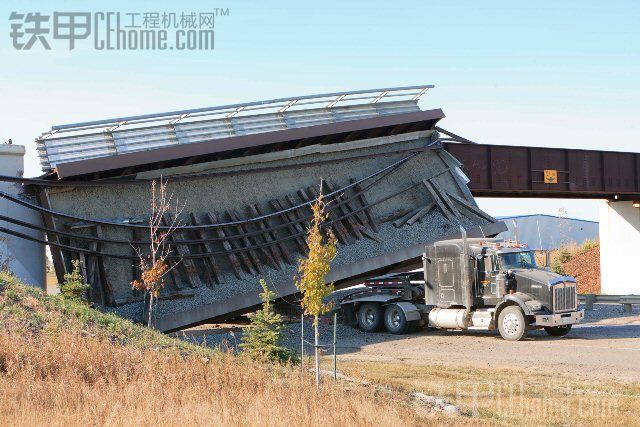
430;179;461;218
349;178;379;233
248;204;284;270
270;199;307;253
227;209;265;275
206;212;243;279
171;212;204;288
406;202;436;226
218;211;257;276
190;213;223;286
325;181;363;240
160;214;186;289
423;179;456;223
164;212;204;288
183;221;216;288
330;182;383;241
252;203;293;265
393;206;423;228
77;252;88;284
332;180;371;231
85;226;104;306
304;186;352;245
36;189;66;284
94;225;115;306
232;208;278;271
379;208;413;224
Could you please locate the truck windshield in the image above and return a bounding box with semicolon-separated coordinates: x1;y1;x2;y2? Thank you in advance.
499;251;537;269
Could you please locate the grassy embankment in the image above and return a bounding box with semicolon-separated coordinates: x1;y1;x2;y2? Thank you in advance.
0;272;424;426
4;270;637;426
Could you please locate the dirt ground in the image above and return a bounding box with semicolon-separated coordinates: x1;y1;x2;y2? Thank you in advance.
180;304;640;383
334;315;640;382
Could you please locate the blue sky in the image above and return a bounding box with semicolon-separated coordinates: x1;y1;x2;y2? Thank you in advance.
1;1;639;221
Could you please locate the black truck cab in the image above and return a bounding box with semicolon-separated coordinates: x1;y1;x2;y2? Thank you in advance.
341;236;584;340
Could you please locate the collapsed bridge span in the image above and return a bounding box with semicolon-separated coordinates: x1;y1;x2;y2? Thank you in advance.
5;85;507;331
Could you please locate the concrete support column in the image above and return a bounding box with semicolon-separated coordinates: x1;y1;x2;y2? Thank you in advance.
0;145;46;289
599;200;640;295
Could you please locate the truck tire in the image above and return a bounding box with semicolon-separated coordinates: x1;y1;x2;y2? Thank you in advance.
497;306;528;341
544;325;572;337
358;303;383;332
384;304;413;334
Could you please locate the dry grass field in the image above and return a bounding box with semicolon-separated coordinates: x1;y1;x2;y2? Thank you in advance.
333;359;640;426
3;271;638;426
0;272;433;426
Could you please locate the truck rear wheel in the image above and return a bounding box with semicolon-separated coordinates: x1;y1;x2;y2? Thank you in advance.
357;303;383;332
384;304;413;334
544;325;572;336
497;306;528;341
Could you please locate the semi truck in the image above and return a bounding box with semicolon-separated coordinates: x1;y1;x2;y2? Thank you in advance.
340;229;584;341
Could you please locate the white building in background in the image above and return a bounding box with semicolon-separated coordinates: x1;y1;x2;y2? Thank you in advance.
0;145;46;289
496;214;599;251
599;201;640;295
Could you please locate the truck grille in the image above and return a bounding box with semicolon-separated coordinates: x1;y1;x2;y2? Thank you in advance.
553;282;577;312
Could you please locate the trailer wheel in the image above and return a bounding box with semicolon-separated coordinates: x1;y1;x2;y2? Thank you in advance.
357;303;383;332
384;304;413;334
544;325;572;337
497;306;528;341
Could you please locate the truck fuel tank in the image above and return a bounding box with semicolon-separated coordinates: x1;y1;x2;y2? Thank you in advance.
429;308;469;329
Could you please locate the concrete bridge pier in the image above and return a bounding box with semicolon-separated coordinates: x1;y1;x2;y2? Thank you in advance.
0;145;46;289
599;200;640;295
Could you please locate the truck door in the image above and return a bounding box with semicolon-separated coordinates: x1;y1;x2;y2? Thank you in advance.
437;258;456;305
481;254;501;305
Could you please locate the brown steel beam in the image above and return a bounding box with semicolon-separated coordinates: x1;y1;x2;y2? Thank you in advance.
444;142;640;200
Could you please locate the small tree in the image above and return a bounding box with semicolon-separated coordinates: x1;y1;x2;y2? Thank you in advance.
295;188;337;386
551;246;573;275
240;279;296;363
59;259;90;303
131;178;183;328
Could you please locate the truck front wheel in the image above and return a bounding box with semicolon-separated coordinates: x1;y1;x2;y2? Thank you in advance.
384;304;414;334
357;303;383;332
544;325;572;337
497;306;528;341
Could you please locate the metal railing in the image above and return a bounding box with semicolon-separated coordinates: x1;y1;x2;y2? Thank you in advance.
579;294;640;312
36;85;434;170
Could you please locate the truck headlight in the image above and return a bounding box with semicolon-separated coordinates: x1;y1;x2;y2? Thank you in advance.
525;301;543;311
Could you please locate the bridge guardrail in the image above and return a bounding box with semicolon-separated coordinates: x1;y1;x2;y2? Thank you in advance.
578;294;640;312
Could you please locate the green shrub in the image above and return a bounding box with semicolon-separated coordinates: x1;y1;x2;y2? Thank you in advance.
240;279;297;364
59;260;90;303
580;239;598;254
551;247;573;275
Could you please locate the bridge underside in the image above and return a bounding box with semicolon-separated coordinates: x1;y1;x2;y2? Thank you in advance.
446;143;640;200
